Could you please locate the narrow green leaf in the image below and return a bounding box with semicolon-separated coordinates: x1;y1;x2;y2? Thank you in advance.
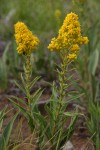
10;95;27;106
9;98;35;131
8;98;27;118
2;42;11;64
31;89;43;112
0;112;18;150
88;49;99;75
63;112;80;117
14;80;25;94
29;76;40;90
20;73;26;87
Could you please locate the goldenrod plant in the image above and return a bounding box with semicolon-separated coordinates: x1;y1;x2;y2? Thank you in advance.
9;22;43;132
9;12;89;150
34;12;89;149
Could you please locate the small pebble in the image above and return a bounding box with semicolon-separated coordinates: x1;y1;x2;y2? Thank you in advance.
62;141;74;150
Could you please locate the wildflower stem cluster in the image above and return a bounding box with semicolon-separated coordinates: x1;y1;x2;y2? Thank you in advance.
47;12;89;148
48;12;89;131
13;12;89;149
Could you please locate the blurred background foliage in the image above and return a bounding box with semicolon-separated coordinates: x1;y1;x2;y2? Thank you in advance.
0;0;100;90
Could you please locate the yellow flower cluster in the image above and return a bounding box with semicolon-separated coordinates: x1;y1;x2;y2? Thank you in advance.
14;22;39;54
67;53;77;61
48;12;89;61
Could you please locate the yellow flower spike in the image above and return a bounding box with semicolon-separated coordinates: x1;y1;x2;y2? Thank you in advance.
14;22;40;54
48;12;89;62
48;13;89;141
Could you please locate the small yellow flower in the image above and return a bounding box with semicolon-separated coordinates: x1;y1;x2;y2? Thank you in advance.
14;22;40;54
70;44;80;52
81;37;89;44
67;53;77;61
48;37;63;51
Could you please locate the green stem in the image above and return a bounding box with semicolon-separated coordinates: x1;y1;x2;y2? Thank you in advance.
24;54;32;112
57;56;67;113
52;57;67;141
